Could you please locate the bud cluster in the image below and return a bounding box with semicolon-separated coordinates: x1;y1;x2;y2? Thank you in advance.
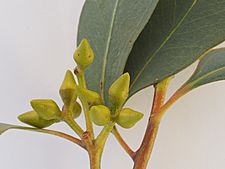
89;72;143;128
18;39;143;130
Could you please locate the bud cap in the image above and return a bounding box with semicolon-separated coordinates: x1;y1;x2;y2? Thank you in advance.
60;70;77;105
30;99;62;121
109;73;130;108
90;105;111;126
73;39;94;69
116;108;143;129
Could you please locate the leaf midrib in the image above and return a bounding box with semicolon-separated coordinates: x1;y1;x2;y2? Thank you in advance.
101;0;120;99
129;0;197;90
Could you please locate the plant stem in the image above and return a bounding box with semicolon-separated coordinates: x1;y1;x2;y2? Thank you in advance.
85;122;115;169
133;77;172;169
155;85;189;122
75;67;87;88
81;99;95;140
38;129;85;149
95;122;115;148
74;67;115;168
133;119;159;169
63;116;84;138
133;82;189;169
84;117;114;169
112;126;135;160
13;126;85;149
75;67;94;140
89;148;102;169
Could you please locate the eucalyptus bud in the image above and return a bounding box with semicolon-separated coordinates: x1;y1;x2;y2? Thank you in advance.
71;102;82;119
30;99;62;121
18;111;58;128
73;39;94;69
90;105;111;126
108;73;130;108
60;70;77;106
116;108;143;129
78;86;102;105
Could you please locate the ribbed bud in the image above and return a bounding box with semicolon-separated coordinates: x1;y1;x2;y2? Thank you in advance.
73;39;94;69
116;108;143;129
30;99;62;121
60;70;77;106
78;87;102;106
18;111;58;128
108;73;130;108
90;105;111;126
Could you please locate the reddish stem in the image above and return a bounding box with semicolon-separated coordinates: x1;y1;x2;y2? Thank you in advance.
112;127;136;160
14;126;86;149
133;77;172;169
133;120;159;169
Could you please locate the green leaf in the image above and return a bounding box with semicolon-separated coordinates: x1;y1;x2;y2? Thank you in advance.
77;0;159;103
125;0;225;96
0;123;62;135
0;123;15;134
0;123;45;135
184;48;225;90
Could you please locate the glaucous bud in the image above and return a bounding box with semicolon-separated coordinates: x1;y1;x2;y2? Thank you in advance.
60;70;77;106
78;86;102;105
108;73;130;108
73;39;94;69
30;99;62;121
71;102;82;119
116;108;143;129
90;105;111;126
18;111;58;128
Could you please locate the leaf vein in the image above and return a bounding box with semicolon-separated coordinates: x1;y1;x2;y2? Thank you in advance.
129;0;197;90
101;0;120;99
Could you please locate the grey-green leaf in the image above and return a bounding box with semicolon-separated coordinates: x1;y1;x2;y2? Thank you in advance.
125;0;225;96
0;123;15;134
0;123;83;146
0;123;40;135
185;48;225;90
77;0;159;103
0;123;59;135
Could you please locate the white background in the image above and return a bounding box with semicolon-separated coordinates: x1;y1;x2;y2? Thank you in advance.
1;1;225;169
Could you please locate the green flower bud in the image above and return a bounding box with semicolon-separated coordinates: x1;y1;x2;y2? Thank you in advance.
73;39;94;69
116;108;143;129
60;70;77;106
90;105;111;126
30;99;62;121
18;111;58;128
78;86;102;106
71;102;82;119
108;73;130;108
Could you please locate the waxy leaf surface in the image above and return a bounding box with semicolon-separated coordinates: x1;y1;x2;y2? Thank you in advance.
185;48;225;90
125;0;225;96
77;0;159;103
